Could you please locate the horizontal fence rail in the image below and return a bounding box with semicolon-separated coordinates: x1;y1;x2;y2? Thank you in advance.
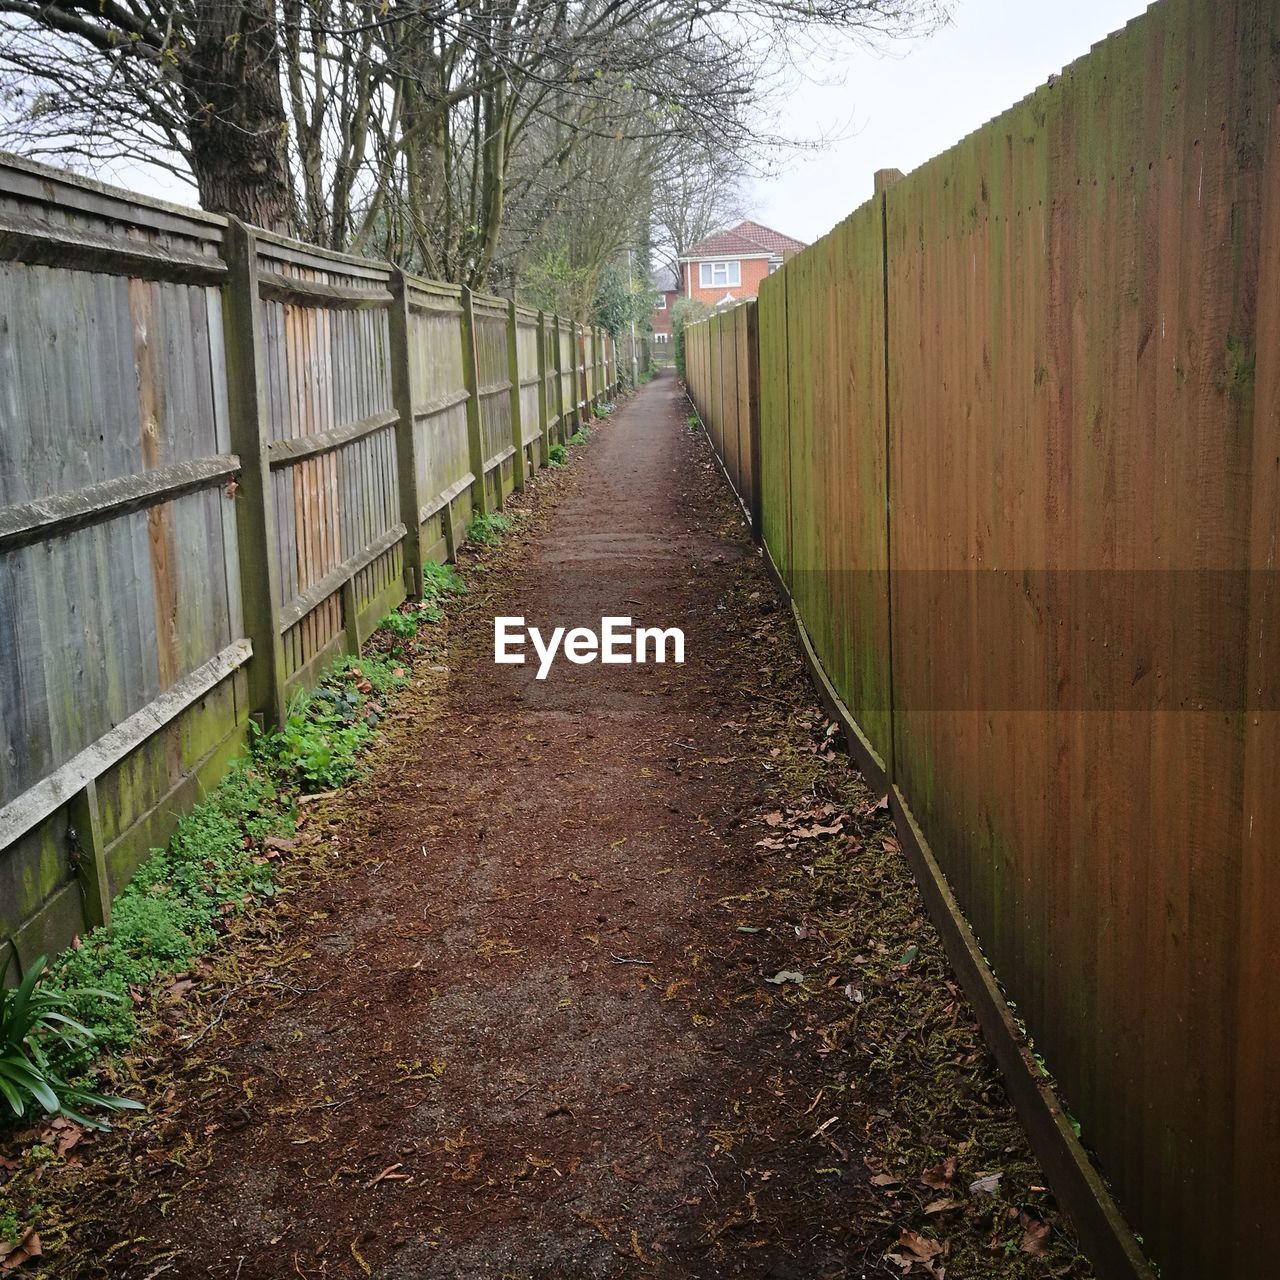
684;1;1279;1277
0;152;618;972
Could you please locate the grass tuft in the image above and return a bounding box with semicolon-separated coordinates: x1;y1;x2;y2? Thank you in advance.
421;560;466;603
466;512;514;546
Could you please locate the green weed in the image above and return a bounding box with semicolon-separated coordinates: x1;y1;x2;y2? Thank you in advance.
257;656;407;791
466;512;514;546
329;653;407;698
421;560;466;604
687;414;699;431
45;759;293;1077
569;426;591;446
547;443;568;467
380;610;419;639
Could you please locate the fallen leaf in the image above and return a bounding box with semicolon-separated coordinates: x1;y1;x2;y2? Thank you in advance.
165;976;195;1002
44;1118;84;1156
0;1231;41;1272
969;1171;1003;1195
793;821;843;839
923;1197;962;1215
765;970;804;985
920;1156;957;1189
889;1229;947;1277
1019;1214;1052;1257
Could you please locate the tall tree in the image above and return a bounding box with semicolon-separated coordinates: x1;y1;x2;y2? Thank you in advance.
0;0;295;230
0;0;949;270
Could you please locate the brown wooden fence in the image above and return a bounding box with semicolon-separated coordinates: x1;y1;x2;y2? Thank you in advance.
685;1;1279;1276
0;153;616;971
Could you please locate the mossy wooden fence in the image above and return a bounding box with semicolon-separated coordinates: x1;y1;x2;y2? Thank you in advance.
686;1;1279;1276
0;153;617;973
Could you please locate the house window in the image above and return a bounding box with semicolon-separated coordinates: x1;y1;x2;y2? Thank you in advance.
654;294;667;310
653;332;669;344
699;261;741;288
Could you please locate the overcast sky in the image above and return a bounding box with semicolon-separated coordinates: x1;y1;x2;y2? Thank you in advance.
750;0;1150;245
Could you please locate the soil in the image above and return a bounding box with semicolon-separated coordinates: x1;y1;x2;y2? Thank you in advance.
8;372;1092;1279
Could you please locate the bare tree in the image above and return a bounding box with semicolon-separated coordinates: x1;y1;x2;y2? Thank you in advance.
0;0;295;229
650;139;747;284
0;0;949;268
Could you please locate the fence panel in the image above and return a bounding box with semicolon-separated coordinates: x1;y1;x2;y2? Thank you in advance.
682;1;1280;1273
515;307;541;460
404;277;471;564
255;235;402;687
558;323;576;440
0;158;249;959
471;294;515;508
756;272;791;579
885;7;1277;1270
791;204;892;768
0;151;592;973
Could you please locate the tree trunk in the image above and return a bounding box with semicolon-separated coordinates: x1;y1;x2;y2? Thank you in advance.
182;0;294;233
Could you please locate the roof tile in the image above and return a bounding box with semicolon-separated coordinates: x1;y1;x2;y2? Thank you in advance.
683;219;806;260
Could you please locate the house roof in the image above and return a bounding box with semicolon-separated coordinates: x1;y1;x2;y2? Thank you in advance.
682;220;806;261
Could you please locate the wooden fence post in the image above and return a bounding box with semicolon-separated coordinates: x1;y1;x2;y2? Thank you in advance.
553;314;567;444
746;300;762;538
222;217;287;728
576;324;587;429
68;780;110;930
507;298;526;491
460;285;490;518
536;309;550;459
389;268;424;597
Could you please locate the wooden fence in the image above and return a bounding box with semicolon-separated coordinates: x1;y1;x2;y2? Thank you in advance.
0;153;616;970
685;1;1279;1277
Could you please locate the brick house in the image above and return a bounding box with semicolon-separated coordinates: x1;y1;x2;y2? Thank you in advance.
649;265;679;358
678;220;806;307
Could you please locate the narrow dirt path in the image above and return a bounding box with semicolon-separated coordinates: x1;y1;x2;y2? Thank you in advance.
53;373;1089;1279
